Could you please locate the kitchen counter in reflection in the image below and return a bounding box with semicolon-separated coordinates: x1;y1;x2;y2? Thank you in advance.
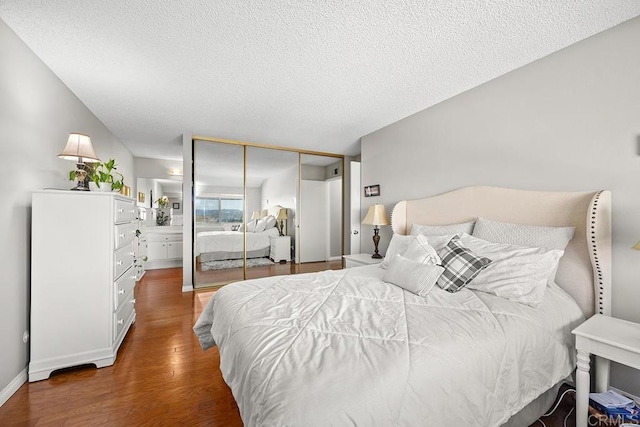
143;226;183;270
143;225;183;234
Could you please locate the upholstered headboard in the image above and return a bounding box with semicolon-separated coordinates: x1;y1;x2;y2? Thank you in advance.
391;186;611;318
263;205;285;218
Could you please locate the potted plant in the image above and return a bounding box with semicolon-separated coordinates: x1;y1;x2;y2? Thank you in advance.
155;196;171;226
91;159;124;192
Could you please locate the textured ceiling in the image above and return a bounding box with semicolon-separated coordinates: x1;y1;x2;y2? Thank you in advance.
1;1;639;160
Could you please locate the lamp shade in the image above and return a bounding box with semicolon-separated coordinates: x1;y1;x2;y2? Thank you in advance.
58;133;100;163
251;211;261;220
362;204;390;226
277;208;288;220
633;241;640;250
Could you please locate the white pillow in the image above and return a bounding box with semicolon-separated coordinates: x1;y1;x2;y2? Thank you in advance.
402;234;440;265
254;218;267;233
459;234;564;307
246;219;258;233
472;217;575;251
383;254;444;296
425;234;464;252
410;220;476;237
264;215;277;229
380;234;414;269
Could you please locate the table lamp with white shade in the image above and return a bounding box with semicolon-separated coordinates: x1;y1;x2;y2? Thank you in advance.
362;204;390;259
58;133;100;191
277;208;288;236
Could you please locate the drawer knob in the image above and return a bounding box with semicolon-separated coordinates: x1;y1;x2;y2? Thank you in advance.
119;289;125;295
118;209;125;213
117;261;123;266
118;319;124;325
131;298;136;304
120;233;126;238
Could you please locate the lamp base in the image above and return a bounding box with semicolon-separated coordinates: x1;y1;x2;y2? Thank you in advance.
70;184;90;191
70;164;90;191
372;226;382;259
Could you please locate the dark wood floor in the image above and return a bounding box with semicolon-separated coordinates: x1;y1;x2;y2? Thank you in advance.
0;268;243;426
0;267;585;426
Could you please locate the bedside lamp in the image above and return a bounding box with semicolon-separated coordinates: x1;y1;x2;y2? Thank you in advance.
276;208;288;236
250;211;261;221
58;133;100;191
362;204;390;259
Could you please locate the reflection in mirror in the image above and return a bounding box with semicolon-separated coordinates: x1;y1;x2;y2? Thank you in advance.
245;147;298;280
193;141;245;288
298;154;343;267
136;176;183;272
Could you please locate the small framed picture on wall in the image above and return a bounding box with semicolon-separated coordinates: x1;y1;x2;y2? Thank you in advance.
364;185;380;197
173;203;180;209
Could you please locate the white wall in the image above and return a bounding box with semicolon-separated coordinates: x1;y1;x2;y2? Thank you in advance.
135;157;183;180
0;18;133;402
361;16;640;395
261;165;298;239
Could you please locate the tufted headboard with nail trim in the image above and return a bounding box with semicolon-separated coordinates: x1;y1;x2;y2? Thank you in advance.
391;186;611;318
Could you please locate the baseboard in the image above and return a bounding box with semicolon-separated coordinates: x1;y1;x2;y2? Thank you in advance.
0;368;27;407
609;386;640;405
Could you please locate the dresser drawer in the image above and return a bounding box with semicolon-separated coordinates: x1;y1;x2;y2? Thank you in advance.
114;199;135;223
114;243;135;279
114;223;136;250
114;269;136;311
113;292;135;343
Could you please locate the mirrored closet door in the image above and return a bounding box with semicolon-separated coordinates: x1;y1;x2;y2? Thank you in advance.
193;138;344;288
193;141;245;288
245;147;298;280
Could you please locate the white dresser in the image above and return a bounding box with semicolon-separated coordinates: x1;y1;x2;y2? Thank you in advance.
270;235;291;263
29;190;137;382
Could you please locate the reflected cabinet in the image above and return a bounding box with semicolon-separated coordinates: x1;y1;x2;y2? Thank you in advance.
193;139;344;288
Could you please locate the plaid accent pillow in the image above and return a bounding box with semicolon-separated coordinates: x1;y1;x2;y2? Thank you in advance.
437;236;492;292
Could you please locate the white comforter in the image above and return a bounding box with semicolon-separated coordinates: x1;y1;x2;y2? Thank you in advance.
195;227;279;256
194;265;584;427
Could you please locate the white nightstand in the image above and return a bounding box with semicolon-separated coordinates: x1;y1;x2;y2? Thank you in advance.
270;235;291;263
342;253;383;268
572;314;640;427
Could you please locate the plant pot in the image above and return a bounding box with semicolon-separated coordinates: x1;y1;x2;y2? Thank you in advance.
97;182;113;192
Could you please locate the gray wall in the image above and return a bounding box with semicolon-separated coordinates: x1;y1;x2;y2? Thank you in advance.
361;16;640;395
0;18;133;399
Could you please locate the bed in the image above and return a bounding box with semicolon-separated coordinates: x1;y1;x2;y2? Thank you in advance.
195;205;284;262
195;228;279;262
193;186;612;426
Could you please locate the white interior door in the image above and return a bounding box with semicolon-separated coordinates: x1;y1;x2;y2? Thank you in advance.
300;180;328;262
350;161;361;254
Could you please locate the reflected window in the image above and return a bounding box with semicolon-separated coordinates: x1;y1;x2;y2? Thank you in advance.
195;196;243;223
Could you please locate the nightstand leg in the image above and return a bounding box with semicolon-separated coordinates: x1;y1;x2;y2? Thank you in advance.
576;350;591;427
595;356;610;393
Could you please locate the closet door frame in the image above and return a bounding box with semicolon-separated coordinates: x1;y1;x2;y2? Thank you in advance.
190;135;344;288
